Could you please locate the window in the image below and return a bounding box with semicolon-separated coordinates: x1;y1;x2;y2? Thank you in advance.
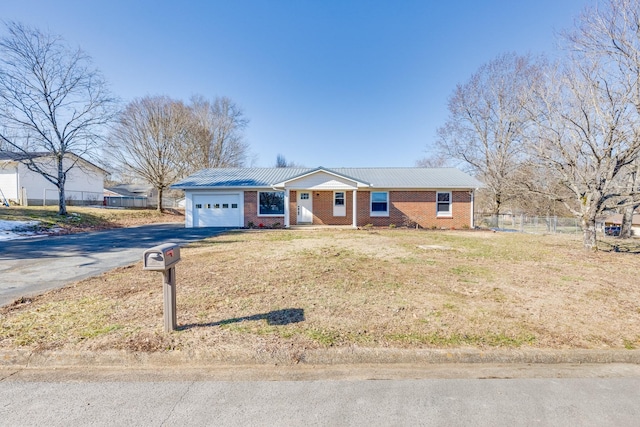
231;203;238;208
333;191;346;216
214;204;220;209
195;204;202;209
258;191;285;215
370;191;388;216
222;204;229;208
437;192;452;216
300;193;309;200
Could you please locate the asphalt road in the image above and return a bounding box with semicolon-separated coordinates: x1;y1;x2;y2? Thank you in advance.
0;224;229;306
1;367;639;426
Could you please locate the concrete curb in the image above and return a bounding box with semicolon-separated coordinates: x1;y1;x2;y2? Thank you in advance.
2;348;640;368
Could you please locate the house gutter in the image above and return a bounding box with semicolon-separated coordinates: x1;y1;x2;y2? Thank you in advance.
470;189;475;229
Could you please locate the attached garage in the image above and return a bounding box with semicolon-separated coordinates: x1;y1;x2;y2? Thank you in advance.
191;192;243;227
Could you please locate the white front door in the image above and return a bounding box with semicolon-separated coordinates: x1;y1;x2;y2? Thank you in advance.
297;191;313;224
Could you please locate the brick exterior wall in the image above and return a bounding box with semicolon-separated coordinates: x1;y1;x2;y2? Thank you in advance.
244;191;285;227
309;191;353;225
244;189;472;229
355;190;471;229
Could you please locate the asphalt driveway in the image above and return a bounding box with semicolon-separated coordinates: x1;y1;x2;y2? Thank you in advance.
0;224;229;307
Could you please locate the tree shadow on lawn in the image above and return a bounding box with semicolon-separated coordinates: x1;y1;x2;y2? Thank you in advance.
598;239;640;254
178;308;305;330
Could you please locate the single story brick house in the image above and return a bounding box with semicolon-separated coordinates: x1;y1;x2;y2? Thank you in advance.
171;167;482;229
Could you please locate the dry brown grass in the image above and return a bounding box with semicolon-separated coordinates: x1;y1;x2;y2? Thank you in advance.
2;228;640;357
0;206;184;233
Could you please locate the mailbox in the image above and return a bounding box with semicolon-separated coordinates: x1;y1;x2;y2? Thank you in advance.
143;243;181;271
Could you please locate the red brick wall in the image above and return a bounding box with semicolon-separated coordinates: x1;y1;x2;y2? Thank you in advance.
355;190;472;229
244;189;472;229
244;191;285;227
288;190;297;226
308;191;353;225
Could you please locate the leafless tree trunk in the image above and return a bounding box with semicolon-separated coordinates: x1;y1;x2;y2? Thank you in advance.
108;96;192;212
435;53;544;216
619;162;639;238
0;22;115;215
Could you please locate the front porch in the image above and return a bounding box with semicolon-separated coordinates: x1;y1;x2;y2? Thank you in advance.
283;188;360;228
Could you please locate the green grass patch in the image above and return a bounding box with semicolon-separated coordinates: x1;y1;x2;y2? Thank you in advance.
386;331;536;347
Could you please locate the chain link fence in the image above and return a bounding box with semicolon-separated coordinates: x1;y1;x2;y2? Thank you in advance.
475;214;581;234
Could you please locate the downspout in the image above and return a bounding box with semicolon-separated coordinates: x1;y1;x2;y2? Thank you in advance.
15;162;20;205
470;189;475;229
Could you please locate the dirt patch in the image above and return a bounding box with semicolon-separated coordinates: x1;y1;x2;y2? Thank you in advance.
1;229;639;359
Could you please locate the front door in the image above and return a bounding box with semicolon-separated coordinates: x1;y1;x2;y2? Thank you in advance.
297;192;313;224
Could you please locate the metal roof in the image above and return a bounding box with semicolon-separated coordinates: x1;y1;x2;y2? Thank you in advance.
172;167;482;190
0;150;108;174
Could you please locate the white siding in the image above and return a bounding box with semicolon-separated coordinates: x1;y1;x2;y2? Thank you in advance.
0;164;19;200
17;158;105;204
185;191;244;228
285;172;357;190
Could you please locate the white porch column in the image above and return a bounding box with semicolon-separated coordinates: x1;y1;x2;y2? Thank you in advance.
352;189;357;228
284;188;290;228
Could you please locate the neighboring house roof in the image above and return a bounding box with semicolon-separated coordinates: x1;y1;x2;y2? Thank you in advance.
604;213;640;226
104;187;148;198
0;150;108;174
172;167;482;190
106;183;153;196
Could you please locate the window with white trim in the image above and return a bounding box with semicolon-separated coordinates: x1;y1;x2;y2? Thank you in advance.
258;191;285;216
436;192;452;216
370;191;389;216
333;191;346;217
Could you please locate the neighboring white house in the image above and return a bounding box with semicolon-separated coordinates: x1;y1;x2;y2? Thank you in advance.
0;151;107;206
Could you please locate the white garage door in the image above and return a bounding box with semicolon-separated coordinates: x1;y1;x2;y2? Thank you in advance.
193;193;242;227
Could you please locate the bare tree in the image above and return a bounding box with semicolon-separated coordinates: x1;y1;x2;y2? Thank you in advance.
108;96;192;211
415;151;449;168
184;95;249;173
0;22;115;214
563;0;640;238
435;53;544;217
528;58;640;250
275;153;302;168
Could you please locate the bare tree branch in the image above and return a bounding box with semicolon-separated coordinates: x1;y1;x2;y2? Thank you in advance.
0;21;116;214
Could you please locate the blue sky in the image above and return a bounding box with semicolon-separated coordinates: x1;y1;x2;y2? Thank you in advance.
2;0;592;168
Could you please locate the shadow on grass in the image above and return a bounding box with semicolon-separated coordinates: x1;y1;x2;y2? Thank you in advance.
598;239;640;254
179;308;305;330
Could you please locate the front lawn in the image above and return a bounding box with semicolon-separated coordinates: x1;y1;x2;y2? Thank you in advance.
1;228;639;357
